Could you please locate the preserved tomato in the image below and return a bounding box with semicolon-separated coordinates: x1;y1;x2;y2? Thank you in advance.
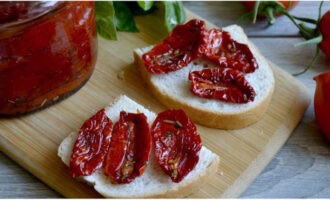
70;109;113;178
204;29;258;73
0;2;97;115
0;2;29;24
142;19;208;74
151;109;202;183
104;111;151;184
189;68;256;103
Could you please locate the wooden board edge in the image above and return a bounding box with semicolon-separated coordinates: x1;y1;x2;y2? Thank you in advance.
221;64;311;198
0;138;60;196
0;8;312;199
0;64;311;199
0;135;101;198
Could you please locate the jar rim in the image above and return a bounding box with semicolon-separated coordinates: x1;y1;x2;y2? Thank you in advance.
0;1;68;29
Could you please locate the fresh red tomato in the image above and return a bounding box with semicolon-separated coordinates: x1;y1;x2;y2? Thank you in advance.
314;71;330;141
242;1;298;16
151;109;202;183
142;19;208;74
70;109;113;177
205;29;258;73
319;10;330;57
242;1;298;24
276;0;299;9
104;111;151;184
189;68;256;103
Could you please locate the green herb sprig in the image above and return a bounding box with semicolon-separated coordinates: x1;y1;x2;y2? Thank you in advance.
95;1;185;40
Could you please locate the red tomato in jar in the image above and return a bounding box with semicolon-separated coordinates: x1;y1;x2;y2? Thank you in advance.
319;10;330;57
314;71;330;141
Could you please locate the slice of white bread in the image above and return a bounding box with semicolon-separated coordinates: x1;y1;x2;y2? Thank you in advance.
134;25;275;129
58;95;220;198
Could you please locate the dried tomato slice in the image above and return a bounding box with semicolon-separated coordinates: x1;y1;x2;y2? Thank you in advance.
189;68;256;103
142;19;208;74
151;109;202;183
204;29;258;73
104;111;151;184
70;109;113;177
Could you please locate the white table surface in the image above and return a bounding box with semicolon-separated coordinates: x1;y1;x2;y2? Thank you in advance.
1;1;330;198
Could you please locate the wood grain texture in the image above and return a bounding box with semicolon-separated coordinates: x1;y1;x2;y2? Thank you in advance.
0;9;309;198
1;1;330;198
0;153;60;198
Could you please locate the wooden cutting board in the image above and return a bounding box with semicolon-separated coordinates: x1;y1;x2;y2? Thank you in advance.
0;10;310;198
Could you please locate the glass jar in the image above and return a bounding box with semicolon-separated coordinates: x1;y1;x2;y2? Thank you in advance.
0;1;97;116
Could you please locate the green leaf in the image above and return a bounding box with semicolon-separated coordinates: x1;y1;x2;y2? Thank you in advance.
95;1;117;40
137;1;154;11
173;1;185;24
113;2;139;32
163;1;185;32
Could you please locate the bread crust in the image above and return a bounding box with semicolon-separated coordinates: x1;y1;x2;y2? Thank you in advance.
134;45;274;129
147;155;220;198
59;133;220;198
79;147;220;198
58;96;220;198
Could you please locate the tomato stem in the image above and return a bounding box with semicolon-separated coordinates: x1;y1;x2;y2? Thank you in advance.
299;23;315;34
265;7;276;24
235;11;254;24
272;1;285;9
252;1;261;24
291;15;318;24
318;1;324;21
299;23;317;39
293;45;320;76
272;0;324;75
280;10;301;28
294;35;323;47
280;10;317;40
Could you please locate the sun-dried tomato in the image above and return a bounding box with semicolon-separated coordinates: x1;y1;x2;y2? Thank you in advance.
142;19;208;74
189;68;256;103
151;109;202;183
104;111;151;184
70;109;113;177
204;29;258;73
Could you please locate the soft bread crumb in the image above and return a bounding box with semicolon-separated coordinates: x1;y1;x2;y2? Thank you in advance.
133;25;275;129
136;25;273;113
58;95;220;198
